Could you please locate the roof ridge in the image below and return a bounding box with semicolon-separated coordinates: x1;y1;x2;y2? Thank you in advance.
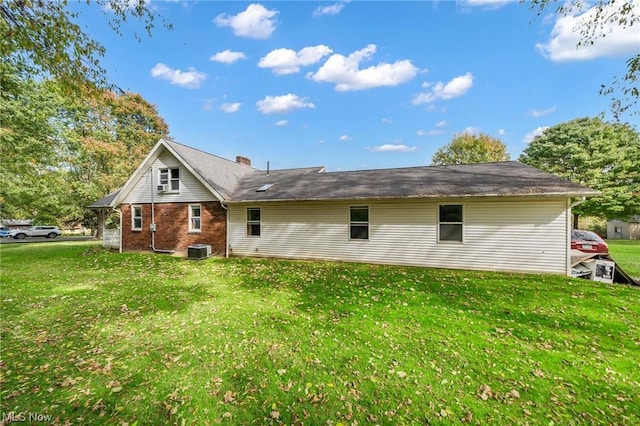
164;138;257;170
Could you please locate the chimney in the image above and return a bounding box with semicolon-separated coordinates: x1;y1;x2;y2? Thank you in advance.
236;156;251;166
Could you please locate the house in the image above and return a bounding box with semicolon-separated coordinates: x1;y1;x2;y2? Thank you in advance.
607;216;640;240
90;138;599;276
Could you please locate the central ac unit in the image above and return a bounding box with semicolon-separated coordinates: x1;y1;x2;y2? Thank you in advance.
157;184;168;192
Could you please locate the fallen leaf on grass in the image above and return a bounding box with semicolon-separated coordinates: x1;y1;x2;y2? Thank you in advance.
223;390;236;403
478;384;493;401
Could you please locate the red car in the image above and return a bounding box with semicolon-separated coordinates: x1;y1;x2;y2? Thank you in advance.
571;230;609;254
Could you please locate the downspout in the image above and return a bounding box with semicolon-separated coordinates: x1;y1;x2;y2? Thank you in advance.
149;167;175;254
219;201;229;258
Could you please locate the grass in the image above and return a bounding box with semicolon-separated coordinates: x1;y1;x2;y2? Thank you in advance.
1;241;639;425
608;240;640;277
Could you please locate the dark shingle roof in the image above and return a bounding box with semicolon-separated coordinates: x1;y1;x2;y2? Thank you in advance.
87;189;121;209
230;161;599;202
165;140;255;199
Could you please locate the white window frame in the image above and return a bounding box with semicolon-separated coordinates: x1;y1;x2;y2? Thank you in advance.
159;167;180;192
438;203;464;243
131;205;142;231
246;207;261;237
189;204;202;233
349;206;369;240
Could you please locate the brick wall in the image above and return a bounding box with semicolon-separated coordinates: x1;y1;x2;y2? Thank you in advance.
120;202;226;255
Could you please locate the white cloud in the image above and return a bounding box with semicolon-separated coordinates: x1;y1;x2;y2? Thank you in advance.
150;63;206;89
214;3;278;39
523;126;549;144
462;126;480;134
529;106;557;117
498;129;507;135
536;1;640;61
275;120;289;126
313;2;346;17
413;72;474;104
308;44;418;91
259;45;332;75
339;135;351;141
435;120;449;127
368;144;417;152
381;118;393;124
220;102;241;113
210;49;247;64
417;129;445;137
256;94;315;114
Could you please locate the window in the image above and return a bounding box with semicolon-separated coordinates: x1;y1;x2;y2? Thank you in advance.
189;204;201;232
159;167;180;191
439;204;463;242
247;208;261;236
350;206;369;240
132;205;142;231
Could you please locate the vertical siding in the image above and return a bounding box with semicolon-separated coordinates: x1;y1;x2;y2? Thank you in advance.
123;149;216;204
227;197;569;275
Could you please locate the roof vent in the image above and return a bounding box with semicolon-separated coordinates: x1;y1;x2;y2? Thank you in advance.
256;184;274;192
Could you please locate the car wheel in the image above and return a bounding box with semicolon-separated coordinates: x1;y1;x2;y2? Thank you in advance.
47;233;58;238
14;233;26;239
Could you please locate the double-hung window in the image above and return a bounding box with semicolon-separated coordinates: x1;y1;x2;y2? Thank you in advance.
159;167;180;191
189;204;202;232
350;206;369;240
132;205;142;231
438;204;463;242
247;208;261;237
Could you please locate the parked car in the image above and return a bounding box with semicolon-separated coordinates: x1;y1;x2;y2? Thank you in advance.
9;226;62;239
0;227;10;238
571;229;608;254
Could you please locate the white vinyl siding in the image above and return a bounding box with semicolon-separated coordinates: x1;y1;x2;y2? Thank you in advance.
227;197;569;275
123;149;216;204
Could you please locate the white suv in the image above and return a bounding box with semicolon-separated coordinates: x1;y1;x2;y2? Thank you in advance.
10;226;62;239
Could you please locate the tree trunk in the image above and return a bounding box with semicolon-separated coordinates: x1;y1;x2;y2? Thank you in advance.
94;208;108;239
573;212;579;230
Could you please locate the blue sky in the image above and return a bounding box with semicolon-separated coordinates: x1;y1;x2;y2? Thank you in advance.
76;0;639;171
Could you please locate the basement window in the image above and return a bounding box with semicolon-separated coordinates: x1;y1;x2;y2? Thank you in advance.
438;204;463;243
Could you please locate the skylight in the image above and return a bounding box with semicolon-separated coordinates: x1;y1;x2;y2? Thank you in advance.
256;184;275;192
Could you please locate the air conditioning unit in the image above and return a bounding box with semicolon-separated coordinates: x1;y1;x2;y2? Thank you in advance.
188;244;212;260
157;184;168;192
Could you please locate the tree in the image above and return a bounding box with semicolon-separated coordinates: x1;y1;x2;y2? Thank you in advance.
519;117;640;226
63;90;169;237
1;0;169;94
528;0;639;119
431;132;510;165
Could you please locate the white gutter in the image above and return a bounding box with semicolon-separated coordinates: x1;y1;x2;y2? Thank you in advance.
219;201;229;258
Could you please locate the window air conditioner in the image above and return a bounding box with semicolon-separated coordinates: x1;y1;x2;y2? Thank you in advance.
157;184;168;192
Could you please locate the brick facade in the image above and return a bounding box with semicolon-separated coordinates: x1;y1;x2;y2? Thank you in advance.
120;202;226;255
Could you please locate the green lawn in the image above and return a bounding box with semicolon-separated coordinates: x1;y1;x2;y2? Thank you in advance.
1;242;639;425
609;240;640;277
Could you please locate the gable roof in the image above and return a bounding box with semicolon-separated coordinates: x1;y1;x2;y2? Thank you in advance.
230;161;599;202
110;138;255;207
89;140;599;209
